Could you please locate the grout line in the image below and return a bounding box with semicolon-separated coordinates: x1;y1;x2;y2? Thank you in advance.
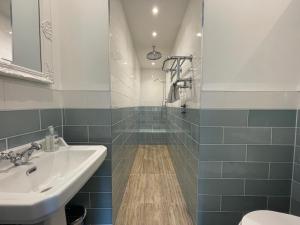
268;163;271;179
38;109;42;130
290;110;299;212
270;128;273;144
5;138;8;150
243;178;246;195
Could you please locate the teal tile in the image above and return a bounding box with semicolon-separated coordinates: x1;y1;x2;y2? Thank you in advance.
86;209;112;224
40;109;62;129
200;127;223;144
90;193;112;208
292;181;300;203
199;145;246;161
247;145;294;162
198;195;221;211
200;110;248;126
293;163;300;183
272;128;295;145
64;109;111;125
0;110;40;139
198;179;244;195
89;126;111;143
221;196;267;211
69;193;90;208
268;197;290;213
199;162;222;178
269;163;292;179
222;162;269;179
7;130;45;149
248;110;296;127
0;139;6;151
245;180;291;196
198;212;242;225
224;128;271;144
63;126;88;143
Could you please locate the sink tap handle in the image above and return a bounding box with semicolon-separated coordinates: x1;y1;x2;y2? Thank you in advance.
31;142;42;150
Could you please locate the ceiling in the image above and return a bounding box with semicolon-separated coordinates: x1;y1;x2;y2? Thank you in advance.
121;0;190;69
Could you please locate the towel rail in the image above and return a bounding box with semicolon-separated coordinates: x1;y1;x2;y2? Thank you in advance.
161;55;193;83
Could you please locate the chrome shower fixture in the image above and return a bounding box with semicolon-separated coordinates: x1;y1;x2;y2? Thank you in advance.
146;46;162;60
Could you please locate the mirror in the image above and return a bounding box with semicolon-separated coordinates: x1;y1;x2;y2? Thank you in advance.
0;0;12;63
0;0;53;84
0;0;42;71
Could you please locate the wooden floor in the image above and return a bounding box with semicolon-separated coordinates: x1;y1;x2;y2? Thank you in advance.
115;145;194;225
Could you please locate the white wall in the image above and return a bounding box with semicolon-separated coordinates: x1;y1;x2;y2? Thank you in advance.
0;0;111;110
166;0;203;109
140;69;165;106
53;0;111;109
201;0;300;109
110;0;141;108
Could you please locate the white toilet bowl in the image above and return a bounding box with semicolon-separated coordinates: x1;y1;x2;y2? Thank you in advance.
240;210;300;225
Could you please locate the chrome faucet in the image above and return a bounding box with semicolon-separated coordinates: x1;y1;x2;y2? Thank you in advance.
0;142;42;166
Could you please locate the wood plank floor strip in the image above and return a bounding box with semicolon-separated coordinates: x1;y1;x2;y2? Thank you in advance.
115;145;194;225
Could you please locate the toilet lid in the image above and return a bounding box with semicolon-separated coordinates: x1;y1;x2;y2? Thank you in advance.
241;210;300;225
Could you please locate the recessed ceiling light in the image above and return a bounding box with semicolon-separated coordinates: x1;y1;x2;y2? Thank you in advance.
152;6;159;15
8;31;12;35
196;32;202;37
152;31;157;37
152;62;155;66
123;62;128;65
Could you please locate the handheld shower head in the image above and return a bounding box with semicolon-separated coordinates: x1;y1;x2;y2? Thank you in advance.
146;46;162;60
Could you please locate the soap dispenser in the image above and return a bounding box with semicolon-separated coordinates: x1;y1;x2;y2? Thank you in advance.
45;126;58;152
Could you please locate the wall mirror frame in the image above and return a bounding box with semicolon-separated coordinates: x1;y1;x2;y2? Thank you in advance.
0;0;54;84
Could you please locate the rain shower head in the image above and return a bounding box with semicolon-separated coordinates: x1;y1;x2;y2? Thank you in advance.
146;46;162;60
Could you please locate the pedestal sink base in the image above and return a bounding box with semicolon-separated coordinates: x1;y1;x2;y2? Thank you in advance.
42;207;67;225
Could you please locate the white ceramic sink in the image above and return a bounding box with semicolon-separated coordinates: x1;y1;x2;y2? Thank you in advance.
0;139;107;224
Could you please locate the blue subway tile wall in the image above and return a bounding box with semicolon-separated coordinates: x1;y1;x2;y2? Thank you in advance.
63;108;113;225
138;106;167;144
111;107;139;223
0;109;63;151
198;109;296;225
291;110;300;216
167;107;199;224
166;108;298;225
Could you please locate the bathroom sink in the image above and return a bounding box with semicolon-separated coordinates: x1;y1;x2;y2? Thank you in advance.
0;140;107;224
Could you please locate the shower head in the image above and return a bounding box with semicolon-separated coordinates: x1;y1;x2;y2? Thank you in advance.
146;46;162;60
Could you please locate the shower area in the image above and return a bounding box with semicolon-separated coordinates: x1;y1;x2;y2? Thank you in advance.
109;0;300;225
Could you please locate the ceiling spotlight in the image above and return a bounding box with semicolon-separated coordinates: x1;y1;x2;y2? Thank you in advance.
123;62;128;65
152;62;156;66
8;31;12;35
152;6;159;15
196;32;202;37
152;31;157;37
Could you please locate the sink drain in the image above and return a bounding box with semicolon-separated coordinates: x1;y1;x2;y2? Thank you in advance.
40;187;53;193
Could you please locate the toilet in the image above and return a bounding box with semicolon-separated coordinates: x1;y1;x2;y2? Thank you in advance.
240;210;300;225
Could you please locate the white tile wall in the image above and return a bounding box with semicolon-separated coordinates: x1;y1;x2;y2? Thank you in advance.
110;0;141;108
166;0;203;109
140;69;166;107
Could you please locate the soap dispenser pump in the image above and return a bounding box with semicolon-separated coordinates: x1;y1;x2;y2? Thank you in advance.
45;126;57;152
